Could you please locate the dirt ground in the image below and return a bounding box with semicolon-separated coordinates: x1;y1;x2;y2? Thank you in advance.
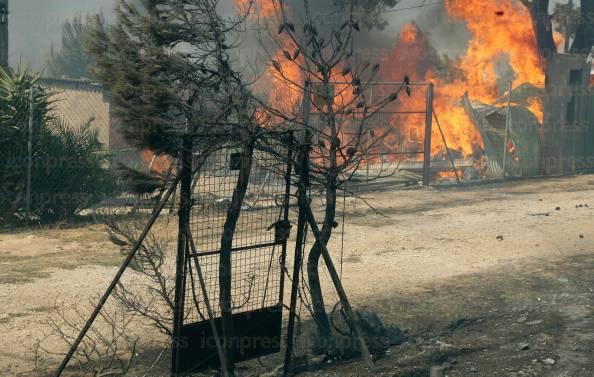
1;174;594;376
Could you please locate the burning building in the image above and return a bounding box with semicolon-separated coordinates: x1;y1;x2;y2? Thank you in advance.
374;0;558;179
244;0;594;181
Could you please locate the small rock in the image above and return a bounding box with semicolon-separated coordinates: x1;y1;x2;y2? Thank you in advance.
309;355;325;365
496;235;504;241
579;234;584;238
517;316;528;323
436;340;455;351
517;342;530;351
469;366;479;372
386;324;406;346
542;357;556;365
555;207;561;210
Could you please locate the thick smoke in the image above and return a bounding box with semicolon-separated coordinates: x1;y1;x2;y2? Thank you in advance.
8;0;568;72
8;0;114;70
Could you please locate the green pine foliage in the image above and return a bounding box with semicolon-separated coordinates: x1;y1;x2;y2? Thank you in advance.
47;14;105;80
85;0;258;158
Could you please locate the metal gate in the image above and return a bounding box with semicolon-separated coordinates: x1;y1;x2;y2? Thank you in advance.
178;132;293;372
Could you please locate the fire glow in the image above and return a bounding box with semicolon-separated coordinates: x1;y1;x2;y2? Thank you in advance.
382;0;551;158
141;150;171;175
244;0;553;160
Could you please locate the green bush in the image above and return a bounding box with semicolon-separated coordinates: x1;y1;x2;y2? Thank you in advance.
0;67;120;224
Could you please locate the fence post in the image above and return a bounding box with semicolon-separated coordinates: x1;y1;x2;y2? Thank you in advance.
25;84;34;221
422;83;434;186
284;82;311;376
502;81;512;179
171;133;193;376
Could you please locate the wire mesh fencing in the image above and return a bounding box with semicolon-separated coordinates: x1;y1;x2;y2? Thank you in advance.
185;135;293;322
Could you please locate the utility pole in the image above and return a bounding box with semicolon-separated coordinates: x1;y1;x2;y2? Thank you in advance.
0;0;8;71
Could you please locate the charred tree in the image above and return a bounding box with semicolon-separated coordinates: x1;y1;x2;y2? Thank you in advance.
570;0;594;54
523;0;557;60
0;0;8;71
219;140;255;374
258;0;406;353
86;1;260;375
171;134;193;375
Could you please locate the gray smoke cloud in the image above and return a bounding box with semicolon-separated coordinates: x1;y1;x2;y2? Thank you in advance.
8;0;114;70
7;0;569;72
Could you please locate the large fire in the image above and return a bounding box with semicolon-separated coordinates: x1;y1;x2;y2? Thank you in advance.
380;0;553;158
236;0;276;19
237;0;305;115
242;0;555;162
447;0;546;97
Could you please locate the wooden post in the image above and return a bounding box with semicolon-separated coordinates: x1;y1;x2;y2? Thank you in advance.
277;131;294;304
55;176;182;377
502;82;513;179
301;199;374;369
422;83;434;186
171;134;193;376
186;228;231;377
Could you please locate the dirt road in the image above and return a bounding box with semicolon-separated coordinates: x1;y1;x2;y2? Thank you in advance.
1;174;593;376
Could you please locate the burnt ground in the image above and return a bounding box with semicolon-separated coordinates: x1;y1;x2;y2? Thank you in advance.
297;252;594;377
1;174;594;376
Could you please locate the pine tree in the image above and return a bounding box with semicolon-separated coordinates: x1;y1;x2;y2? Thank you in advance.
48;14;104;79
85;1;259;374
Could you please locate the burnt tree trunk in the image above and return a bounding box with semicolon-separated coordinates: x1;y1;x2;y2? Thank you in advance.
171;135;193;376
526;0;557;59
306;178;337;348
570;0;594;54
306;77;340;351
219;142;254;374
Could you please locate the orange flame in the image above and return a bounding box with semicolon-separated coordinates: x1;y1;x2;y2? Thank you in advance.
140;150;171;175
235;0;276;19
446;0;545;95
246;0;550;165
399;24;418;44
377;0;551;159
381;23;483;158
